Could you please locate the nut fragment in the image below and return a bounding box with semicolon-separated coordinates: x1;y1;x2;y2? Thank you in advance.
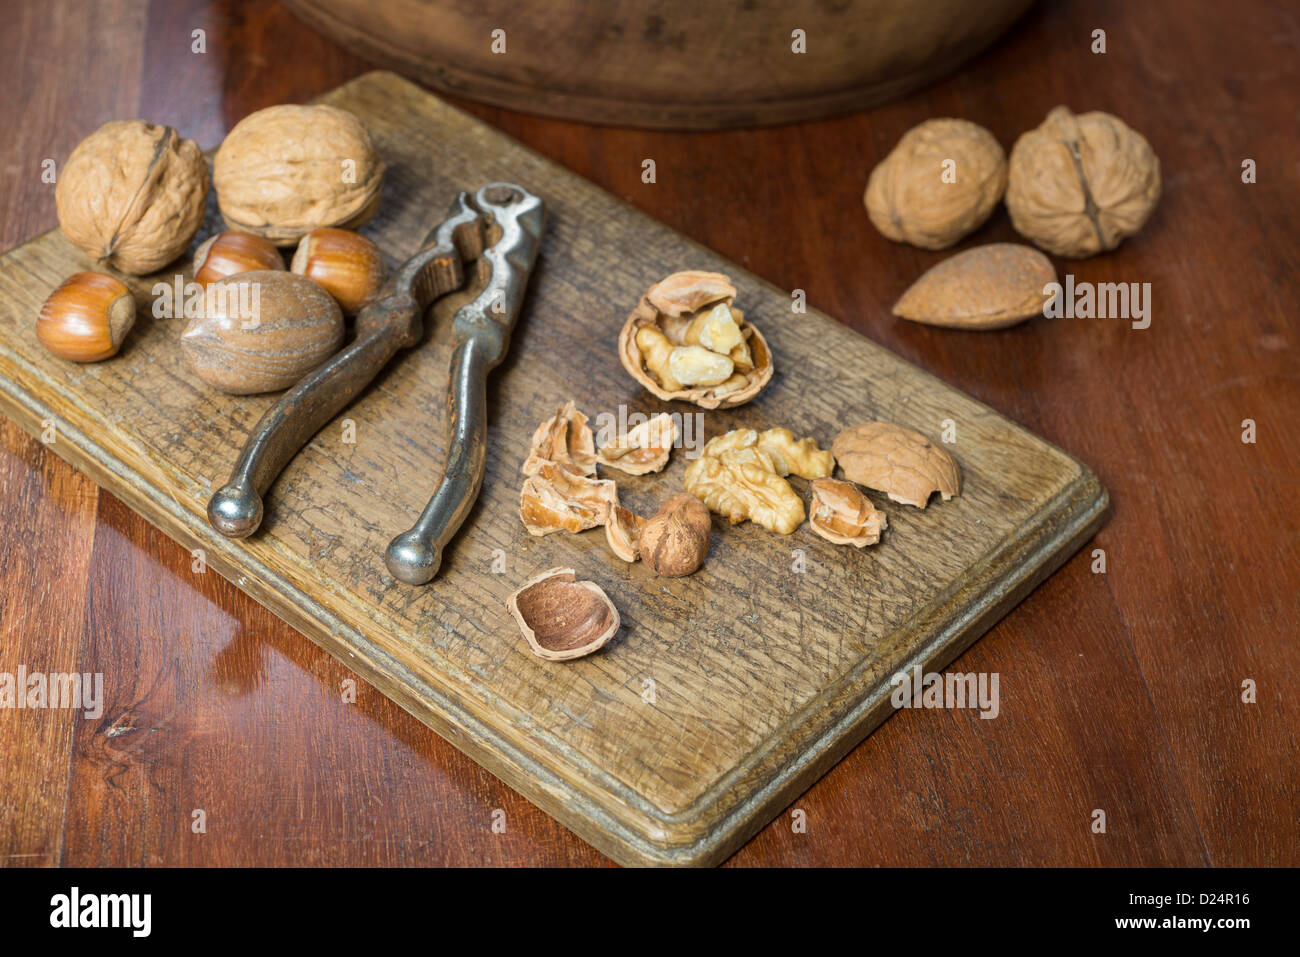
864;118;1007;250
597;412;677;475
1006;105;1161;258
754;427;835;479
893;244;1056;330
684;429;830;535
213;104;385;246
640;494;711;577
523;401;597;477
519;461;617;536
604;506;647;562
507;568;620;661
832;422;961;508
620;270;773;409
809;478;887;547
55;120;209;275
668;344;733;386
645;271;736;316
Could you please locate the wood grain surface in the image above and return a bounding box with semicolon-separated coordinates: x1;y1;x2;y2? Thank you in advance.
0;71;1105;866
1;0;1296;867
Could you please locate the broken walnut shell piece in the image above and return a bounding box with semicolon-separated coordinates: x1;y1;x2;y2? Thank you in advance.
645;270;736;316
507;568;620;662
519;461;617;536
893;243;1056;330
523;400;597;476
832;422;961;508
809;478;887;548
619;271;773;410
597;412;677;475
604;505;647;563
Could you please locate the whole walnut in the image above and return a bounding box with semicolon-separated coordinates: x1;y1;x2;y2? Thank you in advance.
1006;106;1161;258
214;104;385;246
864;118;1007;250
55;120;209;275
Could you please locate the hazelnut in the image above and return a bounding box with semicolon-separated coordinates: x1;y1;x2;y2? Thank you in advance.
55;120;209;275
865;118;1007;250
640;493;711;577
180;271;344;394
193;231;285;288
213;104;385;246
36;272;136;362
507;568;620;661
291;228;387;314
1006;106;1161;258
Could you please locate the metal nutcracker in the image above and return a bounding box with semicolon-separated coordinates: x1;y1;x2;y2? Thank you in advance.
206;183;545;585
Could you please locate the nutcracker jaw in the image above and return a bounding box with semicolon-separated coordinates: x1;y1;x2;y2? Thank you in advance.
207;183;545;587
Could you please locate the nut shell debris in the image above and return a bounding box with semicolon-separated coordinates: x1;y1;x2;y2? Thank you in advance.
507;568;620;661
597;412;677;475
808;478;887;547
893;243;1056;330
524;401;598;477
832;422;960;508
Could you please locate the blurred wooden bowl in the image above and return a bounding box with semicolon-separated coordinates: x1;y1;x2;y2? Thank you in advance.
285;0;1036;130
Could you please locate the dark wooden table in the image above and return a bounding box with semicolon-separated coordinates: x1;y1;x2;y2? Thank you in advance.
2;0;1295;867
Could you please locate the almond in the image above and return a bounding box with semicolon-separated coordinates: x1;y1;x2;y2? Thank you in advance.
892;243;1056;330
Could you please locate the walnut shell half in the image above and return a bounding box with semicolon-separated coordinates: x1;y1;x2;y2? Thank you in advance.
214;104;385;246
619;271;773;409
507;568;620;661
832;422;961;508
55;120;209;275
1006;106;1161;258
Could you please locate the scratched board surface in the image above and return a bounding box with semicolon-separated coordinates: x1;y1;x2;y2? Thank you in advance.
0;72;1105;865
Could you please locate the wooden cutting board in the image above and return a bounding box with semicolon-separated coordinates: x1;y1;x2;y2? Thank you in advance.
0;71;1106;866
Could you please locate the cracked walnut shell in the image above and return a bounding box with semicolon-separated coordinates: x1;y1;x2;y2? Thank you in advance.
1006;106;1161;258
597;412;677;475
507;568;620;661
520;461;617;536
832;422;960;508
619;271;773;409
809;479;887;547
214;104;385;246
865;118;1007;250
55;120;209;275
524;401;597;477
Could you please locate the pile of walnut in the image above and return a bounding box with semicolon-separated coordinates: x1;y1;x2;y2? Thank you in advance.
36;105;388;394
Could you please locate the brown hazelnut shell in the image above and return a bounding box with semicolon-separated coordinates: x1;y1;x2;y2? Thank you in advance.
640;493;711;577
506;568;620;661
